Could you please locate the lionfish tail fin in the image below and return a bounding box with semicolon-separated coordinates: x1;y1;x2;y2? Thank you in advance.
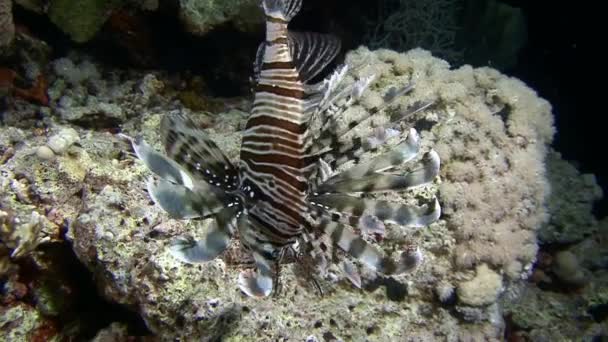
262;0;302;21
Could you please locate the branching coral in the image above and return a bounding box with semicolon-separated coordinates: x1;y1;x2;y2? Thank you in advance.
363;0;464;64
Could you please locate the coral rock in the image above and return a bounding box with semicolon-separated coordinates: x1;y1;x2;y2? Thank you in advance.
457;264;503;306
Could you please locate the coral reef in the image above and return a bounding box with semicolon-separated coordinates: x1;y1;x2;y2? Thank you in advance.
363;0;527;70
0;45;558;339
503;223;608;340
356;46;554;280
456;264;503;306
45;54;158;128
0;1;600;339
0;303;60;341
363;0;464;63
500;154;607;340
538;150;603;244
47;0;124;43
90;322;131;341
179;0;263;35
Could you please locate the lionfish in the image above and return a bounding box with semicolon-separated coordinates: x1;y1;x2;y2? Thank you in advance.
123;0;440;297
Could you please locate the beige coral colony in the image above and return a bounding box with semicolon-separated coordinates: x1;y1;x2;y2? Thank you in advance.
0;0;597;341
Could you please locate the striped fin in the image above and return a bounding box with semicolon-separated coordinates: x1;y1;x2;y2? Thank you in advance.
326;128;420;181
262;0;302;21
237;213;277;297
146;177;227;219
312;136;371;173
160;113;239;192
318;83;414;141
238;267;274;297
122;134;194;189
168;206;238;263
288;31;341;83
341;259;362;289
309;204;387;239
312;67;374;121
388;100;434;124
310;194;441;228
358;214;386;237
305;82;419;169
309;84;428;166
316;218;419;275
316;150;440;194
253;42;266;84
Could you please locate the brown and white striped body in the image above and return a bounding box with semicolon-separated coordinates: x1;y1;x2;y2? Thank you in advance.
238;16;310;255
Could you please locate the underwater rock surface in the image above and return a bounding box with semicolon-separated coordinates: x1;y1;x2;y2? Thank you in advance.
0;0;14;50
179;0;263;35
47;0;124;43
1;46;559;340
538;150;603;244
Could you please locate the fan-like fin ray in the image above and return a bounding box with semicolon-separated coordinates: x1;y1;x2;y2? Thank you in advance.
288;31;341;83
160;113;239;192
316;218;418;275
168;206;239;263
123;135;194;189
328;128;420;181
310;194;441;228
262;0;302;21
146;177;227;219
316;150;440;194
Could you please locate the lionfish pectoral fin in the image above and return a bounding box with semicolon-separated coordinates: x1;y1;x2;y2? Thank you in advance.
310;194;441;228
317;150;440;194
168;232;228;264
146;177;225;219
122;134;194;189
237;268;274;297
396;245;424;274
168;207;237;263
341;259;362;289
317;218;409;275
311;83;423;157
160;113;239;192
288;31;341;83
169;206;238;263
237;251;276;297
389;100;435;124
310;112;415;171
325;128;421;181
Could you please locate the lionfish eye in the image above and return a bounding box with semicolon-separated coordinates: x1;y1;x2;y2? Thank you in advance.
271;249;281;259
